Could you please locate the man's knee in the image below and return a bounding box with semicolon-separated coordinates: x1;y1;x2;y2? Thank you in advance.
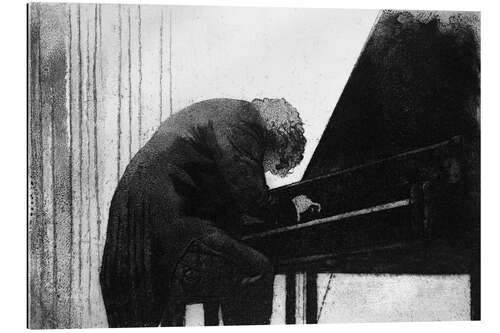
254;253;273;277
239;252;273;289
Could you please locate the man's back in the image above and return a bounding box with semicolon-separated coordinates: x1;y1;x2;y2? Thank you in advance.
117;99;266;225
100;97;305;327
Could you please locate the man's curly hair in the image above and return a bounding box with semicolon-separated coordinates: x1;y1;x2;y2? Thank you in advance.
251;98;306;177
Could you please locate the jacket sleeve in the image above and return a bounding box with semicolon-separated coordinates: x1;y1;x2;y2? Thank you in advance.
208;117;297;226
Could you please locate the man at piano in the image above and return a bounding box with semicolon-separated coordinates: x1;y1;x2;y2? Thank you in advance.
100;97;321;327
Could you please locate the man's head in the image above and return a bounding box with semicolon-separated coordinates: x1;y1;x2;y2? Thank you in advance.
251;98;306;177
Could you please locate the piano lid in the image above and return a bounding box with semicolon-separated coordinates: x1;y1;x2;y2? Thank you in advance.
303;10;480;180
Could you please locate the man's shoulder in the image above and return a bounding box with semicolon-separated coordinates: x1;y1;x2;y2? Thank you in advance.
183;98;262;124
187;98;251;113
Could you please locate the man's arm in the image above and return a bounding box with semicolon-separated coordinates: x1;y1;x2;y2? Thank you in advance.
208;116;296;226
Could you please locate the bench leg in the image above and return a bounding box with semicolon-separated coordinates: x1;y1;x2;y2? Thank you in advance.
203;302;220;326
285;273;296;324
286;272;318;325
306;272;318;324
160;302;185;327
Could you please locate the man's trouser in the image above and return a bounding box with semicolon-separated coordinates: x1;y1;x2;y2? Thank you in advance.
168;224;274;325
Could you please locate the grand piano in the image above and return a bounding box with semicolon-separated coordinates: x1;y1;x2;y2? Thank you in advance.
242;10;480;324
168;11;479;326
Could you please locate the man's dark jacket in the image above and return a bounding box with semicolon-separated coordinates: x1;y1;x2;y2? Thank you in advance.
100;99;295;327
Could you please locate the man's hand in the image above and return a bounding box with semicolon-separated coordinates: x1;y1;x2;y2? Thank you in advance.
291;195;322;222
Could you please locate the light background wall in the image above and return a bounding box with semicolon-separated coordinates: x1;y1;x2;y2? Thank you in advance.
168;5;379;187
28;3;469;328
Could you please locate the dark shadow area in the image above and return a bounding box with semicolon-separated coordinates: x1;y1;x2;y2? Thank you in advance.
304;10;479;178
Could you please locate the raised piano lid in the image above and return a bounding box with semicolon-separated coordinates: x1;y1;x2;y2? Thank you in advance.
246;9;480;278
302;10;479;181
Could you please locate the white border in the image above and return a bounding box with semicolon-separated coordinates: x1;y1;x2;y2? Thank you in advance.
1;0;498;332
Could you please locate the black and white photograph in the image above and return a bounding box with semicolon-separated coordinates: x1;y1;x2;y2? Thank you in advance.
26;1;482;329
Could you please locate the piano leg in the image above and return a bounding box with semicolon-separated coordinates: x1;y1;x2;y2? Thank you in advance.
203;302;220;326
470;248;480;320
285;273;296;324
285;272;318;325
306;272;318;324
